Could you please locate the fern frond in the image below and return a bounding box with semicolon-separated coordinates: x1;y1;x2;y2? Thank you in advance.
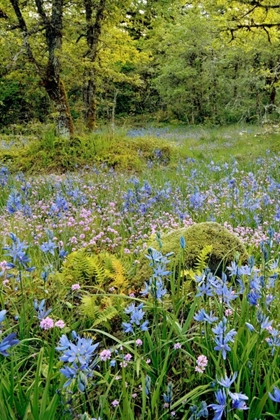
110;257;129;290
93;306;119;327
54;249;130;329
80;295;119;328
194;245;213;273
55;249;107;286
86;256;106;284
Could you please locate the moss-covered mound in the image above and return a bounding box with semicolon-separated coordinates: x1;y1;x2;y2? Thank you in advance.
133;222;248;284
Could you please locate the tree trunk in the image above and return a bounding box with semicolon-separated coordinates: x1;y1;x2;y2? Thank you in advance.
9;0;74;138
111;89;118;131
83;0;106;130
43;77;74;137
83;70;98;130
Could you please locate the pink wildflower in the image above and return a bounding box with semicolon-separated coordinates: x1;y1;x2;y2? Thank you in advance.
120;361;128;368
71;283;81;291
174;342;182;350
195;354;208;373
100;349;111;361
225;308;233;317
55;320;65;328
40;317;54;330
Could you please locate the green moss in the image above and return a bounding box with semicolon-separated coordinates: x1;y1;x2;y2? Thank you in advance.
133;222;248;285
1;131;174;174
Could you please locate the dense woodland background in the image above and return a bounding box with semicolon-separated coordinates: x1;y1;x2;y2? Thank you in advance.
1;0;280;135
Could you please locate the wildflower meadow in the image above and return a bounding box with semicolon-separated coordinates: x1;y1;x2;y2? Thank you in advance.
0;127;280;419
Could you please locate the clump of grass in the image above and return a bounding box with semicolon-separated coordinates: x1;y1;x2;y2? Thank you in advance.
0;129;175;173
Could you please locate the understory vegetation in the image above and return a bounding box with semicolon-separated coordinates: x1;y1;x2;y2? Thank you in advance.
0;125;280;419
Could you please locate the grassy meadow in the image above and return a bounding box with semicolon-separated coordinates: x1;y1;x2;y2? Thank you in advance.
0;124;280;419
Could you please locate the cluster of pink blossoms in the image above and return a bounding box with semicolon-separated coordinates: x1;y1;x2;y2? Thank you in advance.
195;355;208;373
71;283;81;291
40;317;65;330
100;349;111;361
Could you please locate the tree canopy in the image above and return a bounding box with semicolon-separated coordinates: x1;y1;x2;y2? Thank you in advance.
1;0;280;132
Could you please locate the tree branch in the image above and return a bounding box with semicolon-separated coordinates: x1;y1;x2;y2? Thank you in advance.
76;33;85;43
246;1;280;9
35;0;50;25
9;0;42;75
236;22;280;29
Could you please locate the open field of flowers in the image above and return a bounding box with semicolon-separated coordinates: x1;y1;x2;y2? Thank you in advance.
0;127;280;419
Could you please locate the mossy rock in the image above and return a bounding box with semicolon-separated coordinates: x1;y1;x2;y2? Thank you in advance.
133;222;248;285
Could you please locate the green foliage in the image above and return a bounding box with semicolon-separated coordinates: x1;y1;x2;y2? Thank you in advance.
0;341;62;419
2;0;280;128
193;244;213;273
55;249;130;328
0;75;50;129
134;222;248;285
147;6;279;125
56;248;106;286
0;129;174;173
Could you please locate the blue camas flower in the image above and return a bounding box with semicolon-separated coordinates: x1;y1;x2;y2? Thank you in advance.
0;310;20;356
163;382;173;405
0;333;20;356
212;317;237;360
269;386;280;403
125;303;145;324
141;278;167;301
194;309;218;324
145;375;151;396
190;401;209;419
122;303;149;334
4;233;34;271
6;190;22;214
58;336;99;365
208;389;227;420
56;332;99;390
0;310;7;324
34;299;52;320
209;370;249;418
217;372;237;388
140;248;172;301
40;239;58;255
229;391;248;410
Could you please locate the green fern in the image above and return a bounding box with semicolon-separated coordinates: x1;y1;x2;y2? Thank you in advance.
55;249;109;286
54;249;130;328
193;245;213;273
81;294;120;329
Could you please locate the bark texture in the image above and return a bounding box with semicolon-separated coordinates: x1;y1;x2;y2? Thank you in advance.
83;0;106;130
